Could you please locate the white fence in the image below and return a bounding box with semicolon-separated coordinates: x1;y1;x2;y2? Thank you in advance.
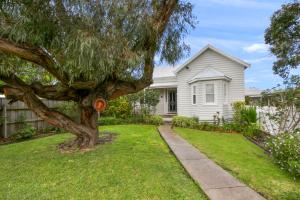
257;106;300;135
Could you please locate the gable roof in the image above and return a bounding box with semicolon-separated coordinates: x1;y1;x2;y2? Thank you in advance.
153;66;176;78
188;68;231;83
174;44;251;74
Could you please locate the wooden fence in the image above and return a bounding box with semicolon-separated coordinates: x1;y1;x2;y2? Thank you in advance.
0;97;59;138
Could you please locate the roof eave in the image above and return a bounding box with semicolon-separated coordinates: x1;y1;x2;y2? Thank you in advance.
188;76;232;84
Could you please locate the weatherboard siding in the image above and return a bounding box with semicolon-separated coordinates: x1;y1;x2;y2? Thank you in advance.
176;49;245;120
155;89;166;115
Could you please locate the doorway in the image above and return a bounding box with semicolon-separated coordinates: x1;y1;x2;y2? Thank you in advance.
168;90;177;113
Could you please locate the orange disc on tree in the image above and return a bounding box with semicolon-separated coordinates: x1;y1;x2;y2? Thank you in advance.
93;98;107;112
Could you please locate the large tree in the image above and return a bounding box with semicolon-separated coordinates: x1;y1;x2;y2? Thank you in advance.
0;0;194;149
265;1;300;79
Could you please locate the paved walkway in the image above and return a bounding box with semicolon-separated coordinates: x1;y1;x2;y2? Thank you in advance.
158;125;265;200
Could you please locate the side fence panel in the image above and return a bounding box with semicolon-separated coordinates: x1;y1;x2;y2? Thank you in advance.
0;98;60;138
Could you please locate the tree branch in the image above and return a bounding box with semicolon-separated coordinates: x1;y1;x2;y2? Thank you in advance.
0;37;69;84
108;1;178;100
0;73;78;101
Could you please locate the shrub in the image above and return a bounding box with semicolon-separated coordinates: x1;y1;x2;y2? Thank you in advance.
243;123;262;137
198;122;219;132
231;102;261;137
232;101;245;123
12;124;36;140
98;115;163;126
98;117;126;125
265;132;300;178
172;116;198;128
221;121;241;133
56;101;80;121
144;115;163;125
40;126;63;134
240;106;257;125
102;97;132;119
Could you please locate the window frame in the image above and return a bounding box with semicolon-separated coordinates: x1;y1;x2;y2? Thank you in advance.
205;83;216;105
192;85;197;105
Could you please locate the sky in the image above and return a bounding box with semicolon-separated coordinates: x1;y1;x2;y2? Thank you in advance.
157;0;295;89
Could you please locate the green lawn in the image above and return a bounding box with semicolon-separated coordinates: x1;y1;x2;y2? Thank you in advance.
175;127;300;200
0;125;207;200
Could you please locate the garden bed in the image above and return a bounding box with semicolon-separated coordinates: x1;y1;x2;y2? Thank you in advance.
175;127;300;200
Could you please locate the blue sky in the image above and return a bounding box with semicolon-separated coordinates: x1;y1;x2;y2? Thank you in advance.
158;0;294;89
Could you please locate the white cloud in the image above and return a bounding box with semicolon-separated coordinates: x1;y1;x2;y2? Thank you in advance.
245;56;274;64
186;36;248;52
245;78;260;83
243;43;269;53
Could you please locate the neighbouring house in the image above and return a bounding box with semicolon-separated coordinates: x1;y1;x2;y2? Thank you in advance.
245;87;263;105
150;44;250;121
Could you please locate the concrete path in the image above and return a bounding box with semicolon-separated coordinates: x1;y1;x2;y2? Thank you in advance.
158;125;265;200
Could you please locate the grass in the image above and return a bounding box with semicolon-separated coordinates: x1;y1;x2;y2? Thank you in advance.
0;125;207;200
175;127;300;200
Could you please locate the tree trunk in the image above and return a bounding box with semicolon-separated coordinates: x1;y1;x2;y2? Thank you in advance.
3;86;102;149
21;91;99;149
78;105;99;148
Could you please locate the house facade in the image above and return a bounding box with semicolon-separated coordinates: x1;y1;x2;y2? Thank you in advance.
150;44;250;121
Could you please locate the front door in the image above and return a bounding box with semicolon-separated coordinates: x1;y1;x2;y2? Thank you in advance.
168;90;177;113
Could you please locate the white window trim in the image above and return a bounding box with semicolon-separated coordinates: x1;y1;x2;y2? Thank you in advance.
223;82;229;105
204;82;217;105
191;85;197;105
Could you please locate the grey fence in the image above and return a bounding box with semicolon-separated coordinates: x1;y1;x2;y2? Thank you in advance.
0;96;59;138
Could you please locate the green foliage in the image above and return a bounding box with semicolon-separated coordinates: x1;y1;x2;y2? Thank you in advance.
242;123;262;137
197;122;219;132
102;97;132;119
266;132;300;178
40;125;63;134
101;89;161;124
172;116;229;132
98;115;163;126
176;128;300;200
240;106;257;124
103;89;160;118
0;1;195;83
12;124;36;140
221;121;242;133
98;117;128;125
232;101;245;123
128;89;160;114
172;116;198;128
56;101;79;121
265;2;300;78
231;101;261;137
172;110;262;138
144;115;163;125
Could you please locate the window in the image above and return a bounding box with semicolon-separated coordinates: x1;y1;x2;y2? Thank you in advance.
205;84;215;104
192;85;196;104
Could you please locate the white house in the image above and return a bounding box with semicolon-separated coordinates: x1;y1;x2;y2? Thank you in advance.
150;44;250;121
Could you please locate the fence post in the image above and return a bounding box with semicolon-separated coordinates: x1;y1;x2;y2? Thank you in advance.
1;102;7;138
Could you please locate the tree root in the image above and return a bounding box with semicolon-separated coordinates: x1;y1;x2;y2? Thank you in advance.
58;131;117;153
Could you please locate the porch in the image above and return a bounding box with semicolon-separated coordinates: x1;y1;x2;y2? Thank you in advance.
150;87;178;116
